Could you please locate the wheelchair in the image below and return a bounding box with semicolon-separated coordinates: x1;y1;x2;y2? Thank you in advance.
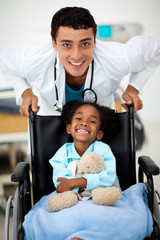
5;104;160;240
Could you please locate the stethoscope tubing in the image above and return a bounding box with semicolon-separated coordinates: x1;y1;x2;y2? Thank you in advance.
54;57;97;111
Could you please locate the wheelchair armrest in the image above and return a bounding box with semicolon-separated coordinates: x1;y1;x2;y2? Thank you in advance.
11;162;32;214
139;156;160;235
138;156;160;176
11;162;30;182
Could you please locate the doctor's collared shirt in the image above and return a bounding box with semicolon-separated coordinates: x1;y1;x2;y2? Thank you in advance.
49;140;120;193
0;36;160;115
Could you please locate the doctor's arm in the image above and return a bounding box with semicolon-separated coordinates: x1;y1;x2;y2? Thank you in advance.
122;36;160;112
0;46;40;116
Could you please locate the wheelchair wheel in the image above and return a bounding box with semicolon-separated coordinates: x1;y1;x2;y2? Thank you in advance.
12;188;23;240
5;196;13;240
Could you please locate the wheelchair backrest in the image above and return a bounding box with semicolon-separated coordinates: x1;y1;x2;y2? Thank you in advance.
29;104;136;204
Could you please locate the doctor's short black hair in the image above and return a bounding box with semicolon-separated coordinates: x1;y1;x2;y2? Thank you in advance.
51;7;97;42
62;101;120;142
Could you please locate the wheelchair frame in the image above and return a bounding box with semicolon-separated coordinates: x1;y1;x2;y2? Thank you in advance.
5;104;160;240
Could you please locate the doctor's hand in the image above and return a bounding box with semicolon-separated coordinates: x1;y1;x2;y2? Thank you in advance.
19;88;40;117
122;85;143;112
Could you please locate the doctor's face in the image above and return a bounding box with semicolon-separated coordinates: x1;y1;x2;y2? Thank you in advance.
52;26;96;78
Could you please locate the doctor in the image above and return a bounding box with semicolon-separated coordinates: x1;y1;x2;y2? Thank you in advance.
0;7;160;116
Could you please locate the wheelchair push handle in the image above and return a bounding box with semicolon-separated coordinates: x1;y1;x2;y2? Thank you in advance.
28;105;36;123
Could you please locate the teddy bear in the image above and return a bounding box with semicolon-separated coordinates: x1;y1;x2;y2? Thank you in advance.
48;152;122;212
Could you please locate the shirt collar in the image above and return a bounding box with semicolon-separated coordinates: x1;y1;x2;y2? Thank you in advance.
55;53;63;70
67;142;95;159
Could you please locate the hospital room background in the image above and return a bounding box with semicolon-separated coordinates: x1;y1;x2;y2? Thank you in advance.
0;0;160;237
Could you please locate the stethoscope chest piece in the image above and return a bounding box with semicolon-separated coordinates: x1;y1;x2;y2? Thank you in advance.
54;100;63;112
82;88;97;103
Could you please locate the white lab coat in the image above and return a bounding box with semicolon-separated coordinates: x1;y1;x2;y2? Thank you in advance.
0;36;160;115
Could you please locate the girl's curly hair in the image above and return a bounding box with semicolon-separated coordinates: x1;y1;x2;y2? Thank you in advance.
62;101;120;142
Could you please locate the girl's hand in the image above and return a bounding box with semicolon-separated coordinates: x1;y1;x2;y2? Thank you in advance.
56;177;73;193
56;177;87;193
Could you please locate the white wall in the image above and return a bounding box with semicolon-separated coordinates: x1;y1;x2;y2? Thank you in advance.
0;1;160;187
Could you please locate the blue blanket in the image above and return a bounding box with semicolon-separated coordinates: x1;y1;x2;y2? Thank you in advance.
23;183;153;240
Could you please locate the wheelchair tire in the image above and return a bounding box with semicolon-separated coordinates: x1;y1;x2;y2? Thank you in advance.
5;196;13;240
12;188;23;240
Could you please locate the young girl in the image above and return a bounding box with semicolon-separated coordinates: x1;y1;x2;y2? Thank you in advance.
49;101;120;196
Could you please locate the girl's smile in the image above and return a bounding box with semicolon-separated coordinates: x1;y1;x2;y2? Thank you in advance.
76;128;90;134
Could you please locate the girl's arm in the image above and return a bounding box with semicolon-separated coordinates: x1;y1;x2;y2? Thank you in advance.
56;177;87;193
49;144;87;193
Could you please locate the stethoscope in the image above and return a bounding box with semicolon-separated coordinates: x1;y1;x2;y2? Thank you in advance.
54;57;97;112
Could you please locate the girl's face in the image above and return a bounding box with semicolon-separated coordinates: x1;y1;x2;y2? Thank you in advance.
66;105;104;145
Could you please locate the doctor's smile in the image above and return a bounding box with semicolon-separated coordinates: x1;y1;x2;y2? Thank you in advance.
69;61;84;68
70;61;83;66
